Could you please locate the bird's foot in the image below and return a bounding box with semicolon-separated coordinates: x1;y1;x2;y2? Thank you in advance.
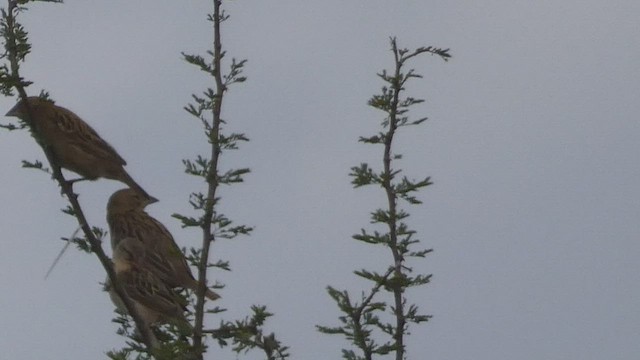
59;178;86;197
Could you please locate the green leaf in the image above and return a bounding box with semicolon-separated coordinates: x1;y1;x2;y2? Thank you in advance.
171;213;203;228
218;167;251;184
182;52;215;75
21;159;50;174
349;163;380;187
182;155;210;177
352;229;388;245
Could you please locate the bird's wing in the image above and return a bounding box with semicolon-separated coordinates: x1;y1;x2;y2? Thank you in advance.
52;106;127;165
140;245;179;283
149;217;196;280
122;268;187;315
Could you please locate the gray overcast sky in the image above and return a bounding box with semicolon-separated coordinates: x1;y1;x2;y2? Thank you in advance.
0;1;638;359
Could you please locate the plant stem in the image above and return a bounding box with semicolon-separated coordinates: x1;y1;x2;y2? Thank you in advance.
193;0;225;356
384;38;406;360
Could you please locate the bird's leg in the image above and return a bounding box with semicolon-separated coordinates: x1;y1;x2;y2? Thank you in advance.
48;163;73;197
66;177;90;185
58;176;86;199
61;177;89;193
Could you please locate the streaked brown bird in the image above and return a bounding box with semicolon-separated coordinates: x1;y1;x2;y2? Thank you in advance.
111;237;192;332
5;96;153;199
107;188;220;301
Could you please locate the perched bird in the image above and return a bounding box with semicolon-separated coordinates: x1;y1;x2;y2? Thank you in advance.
5;96;153;199
111;237;192;333
107;188;220;301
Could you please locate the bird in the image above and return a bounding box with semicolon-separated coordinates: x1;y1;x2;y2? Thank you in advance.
111;237;193;333
5;96;153;199
107;188;221;301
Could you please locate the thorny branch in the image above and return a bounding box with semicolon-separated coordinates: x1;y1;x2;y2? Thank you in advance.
192;0;225;356
0;0;159;354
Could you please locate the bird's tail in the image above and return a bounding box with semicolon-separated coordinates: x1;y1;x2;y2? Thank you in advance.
205;288;221;301
121;171;157;203
170;315;195;336
188;279;221;301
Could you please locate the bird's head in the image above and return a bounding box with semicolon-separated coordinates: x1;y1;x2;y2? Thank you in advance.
108;188;158;214
5;96;52;120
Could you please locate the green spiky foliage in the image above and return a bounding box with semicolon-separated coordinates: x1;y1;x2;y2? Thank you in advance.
171;1;289;359
318;37;451;360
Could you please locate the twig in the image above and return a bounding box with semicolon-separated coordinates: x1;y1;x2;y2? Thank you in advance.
44;226;78;279
385;38;406;360
192;0;225;356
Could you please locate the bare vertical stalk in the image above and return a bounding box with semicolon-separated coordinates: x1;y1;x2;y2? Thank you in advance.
384;38;406;360
192;0;225;355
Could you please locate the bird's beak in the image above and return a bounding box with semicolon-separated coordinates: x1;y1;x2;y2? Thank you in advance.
146;195;159;205
5;103;19;117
